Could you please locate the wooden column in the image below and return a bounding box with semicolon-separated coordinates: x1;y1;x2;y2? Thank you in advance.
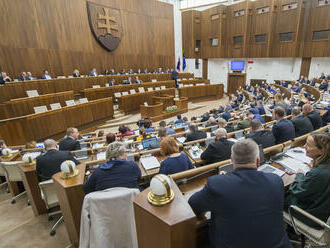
300;57;311;78
202;59;208;79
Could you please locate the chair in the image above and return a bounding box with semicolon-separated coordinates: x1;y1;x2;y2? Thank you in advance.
79;187;139;248
39;179;63;236
0;163;8;192
284;205;330;247
0;161;26;204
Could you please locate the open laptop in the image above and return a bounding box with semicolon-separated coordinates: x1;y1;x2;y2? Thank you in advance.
234;130;244;140
142;137;158;150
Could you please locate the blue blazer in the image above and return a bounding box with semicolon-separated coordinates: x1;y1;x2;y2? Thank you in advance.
272;118;295;144
188;168;292;248
253;114;265;124
250;108;260;115
257;105;266;115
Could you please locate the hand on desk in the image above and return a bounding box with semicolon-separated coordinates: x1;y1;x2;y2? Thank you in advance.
296;169;305;175
219;170;227;175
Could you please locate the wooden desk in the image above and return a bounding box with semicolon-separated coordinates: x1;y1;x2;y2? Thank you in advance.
178;84;224;102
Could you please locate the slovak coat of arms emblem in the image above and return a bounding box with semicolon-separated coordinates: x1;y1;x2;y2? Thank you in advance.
87;1;123;52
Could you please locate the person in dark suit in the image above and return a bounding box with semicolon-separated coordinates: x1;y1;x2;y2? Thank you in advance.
41;70;52;79
319;73;326;79
189;139;292;248
26;72;34;80
17;72;27;81
302;104;322;130
318;79;328;91
134;76;141;84
171;69;179;88
249;103;260;114
246;119;275;148
218;118;234;133
123;77;132;84
286;99;297;115
108;79;115;86
291;107;314;137
89;68;98;77
36;139;80;180
185;125;207;142
83;142;141;194
272;107;295;144
0;72;12;85
72;69;80;78
201;128;234;164
58;127;81;151
257;100;266;115
221;109;231;122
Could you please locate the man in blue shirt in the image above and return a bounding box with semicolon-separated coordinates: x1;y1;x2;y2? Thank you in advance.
272;107;295;144
159;120;175;135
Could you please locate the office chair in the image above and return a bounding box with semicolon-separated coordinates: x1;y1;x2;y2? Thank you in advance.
0;161;27;204
39;179;63;236
284;205;330;247
0;163;9;192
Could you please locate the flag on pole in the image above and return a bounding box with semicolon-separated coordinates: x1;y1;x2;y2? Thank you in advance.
182;52;186;71
176;57;181;71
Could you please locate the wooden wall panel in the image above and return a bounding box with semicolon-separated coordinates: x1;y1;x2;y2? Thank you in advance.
0;0;174;78
182;0;330;59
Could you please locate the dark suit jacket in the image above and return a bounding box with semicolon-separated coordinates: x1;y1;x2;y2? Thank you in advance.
272;118;295;144
306;110;322;130
185;130;207;142
36;149;79;180
188;168;292;248
201;138;234;164
291;115;314;137
58;137;81;151
171;70;178;80
245;129;275;148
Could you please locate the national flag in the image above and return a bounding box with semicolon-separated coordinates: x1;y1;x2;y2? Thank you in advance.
182;52;186;71
176;57;181;71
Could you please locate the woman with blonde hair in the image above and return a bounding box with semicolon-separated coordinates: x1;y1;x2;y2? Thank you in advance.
285;132;330;228
159;137;194;175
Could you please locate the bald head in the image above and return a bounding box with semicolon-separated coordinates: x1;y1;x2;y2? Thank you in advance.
214;128;227;140
302;104;312;115
44;139;57;150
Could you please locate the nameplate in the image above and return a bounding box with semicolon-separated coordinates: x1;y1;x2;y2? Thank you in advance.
92;85;101;88
147;88;153;92
26;90;39;97
66;100;76;106
155;87;161;91
50;103;62;110
34;105;48;114
151;79;157;82
160;86;166;90
138;87;145;93
79;98;89;104
122;91;129;96
130;89;136;94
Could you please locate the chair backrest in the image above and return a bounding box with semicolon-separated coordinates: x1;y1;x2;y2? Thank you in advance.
0;164;6;177
79;187;139;248
39;179;59;209
0;161;25;182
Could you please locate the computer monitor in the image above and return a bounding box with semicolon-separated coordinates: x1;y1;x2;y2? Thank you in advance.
36;142;44;149
230;61;245;71
234;130;244;139
142;137;158;150
175;123;183;128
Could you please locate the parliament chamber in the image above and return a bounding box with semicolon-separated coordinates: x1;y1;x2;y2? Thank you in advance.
0;0;329;248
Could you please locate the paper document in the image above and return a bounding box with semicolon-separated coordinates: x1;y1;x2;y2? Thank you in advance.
140;156;160;170
258;164;285;177
176;137;186;143
92;143;104;149
189;146;203;159
276;156;311;174
96;152;106;161
285;147;312;164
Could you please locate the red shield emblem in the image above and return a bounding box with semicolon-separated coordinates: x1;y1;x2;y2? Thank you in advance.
87;1;122;52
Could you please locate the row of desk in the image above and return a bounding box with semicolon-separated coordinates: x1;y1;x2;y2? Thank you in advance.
0;73;193;103
0;98;114;145
178;84;224;101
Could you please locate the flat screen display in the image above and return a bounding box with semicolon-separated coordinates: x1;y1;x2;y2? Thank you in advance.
231;61;245;71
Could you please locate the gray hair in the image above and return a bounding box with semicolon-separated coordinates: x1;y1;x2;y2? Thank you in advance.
106;142;126;161
44;139;57;150
214;128;227;139
231;139;259;164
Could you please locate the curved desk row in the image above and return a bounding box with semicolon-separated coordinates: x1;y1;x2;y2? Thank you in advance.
0;97;114;145
0;72;193;103
178;84;224;102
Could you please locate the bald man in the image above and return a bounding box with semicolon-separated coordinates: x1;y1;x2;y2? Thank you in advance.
302;104;322;130
200;128;234;164
36;139;79;180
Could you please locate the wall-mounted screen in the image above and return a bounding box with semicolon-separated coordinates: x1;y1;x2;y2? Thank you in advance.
231;61;245;71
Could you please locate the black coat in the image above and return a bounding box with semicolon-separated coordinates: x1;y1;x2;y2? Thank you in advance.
306;110;322;130
201;138;234;164
291;115;314;137
272;119;295;144
245;129;275;148
36;149;79;180
58;137;81;151
185;130;207;142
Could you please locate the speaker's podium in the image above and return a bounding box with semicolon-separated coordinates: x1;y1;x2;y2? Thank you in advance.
134;178;197;248
227;72;246;95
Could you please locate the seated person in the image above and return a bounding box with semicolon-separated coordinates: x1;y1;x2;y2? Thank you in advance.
302;104;322;130
0;139;7;153
175;114;183;124
0;72;12;85
123;77;132;84
105;133;116;145
18;72;27;81
89;68;98;77
150;127;168;149
272;107;295;144
236;112;252;130
182;116;190;126
58;127;81;151
245;119;275;148
108;79;115;86
286;99;297;115
249;103;260;114
159;120;175;135
26;72;34;80
143;119;154;133
134;76;141;84
159;137;194;175
117;125;134;140
201;112;210;122
285;133;330;228
319;79;328;91
26;140;37;149
221;109;232;122
185;125;207;142
36;139;79;180
257;101;266;115
189;139;291;248
83;142;141;194
205;117;217;127
291;106;313;137
200;128;234;164
218;118;234;133
72;69;80;77
136;128;150;142
97;130;105;137
41;70;52;80
248;111;265;124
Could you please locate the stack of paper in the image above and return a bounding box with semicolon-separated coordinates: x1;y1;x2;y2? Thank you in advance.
189;146;203;159
276;156;310;174
258;164;285;177
96;152;106;161
140;156;160;170
285;147;312;164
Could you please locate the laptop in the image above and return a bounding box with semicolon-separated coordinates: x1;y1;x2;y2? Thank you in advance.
36;142;45;149
234;130;244;140
142;137;158;150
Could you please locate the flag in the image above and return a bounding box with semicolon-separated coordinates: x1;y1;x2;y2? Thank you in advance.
176;57;181;71
182;52;186;71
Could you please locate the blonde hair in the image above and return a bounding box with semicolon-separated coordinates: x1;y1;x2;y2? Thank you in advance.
106;142;126;161
310;133;330;168
160;137;179;156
